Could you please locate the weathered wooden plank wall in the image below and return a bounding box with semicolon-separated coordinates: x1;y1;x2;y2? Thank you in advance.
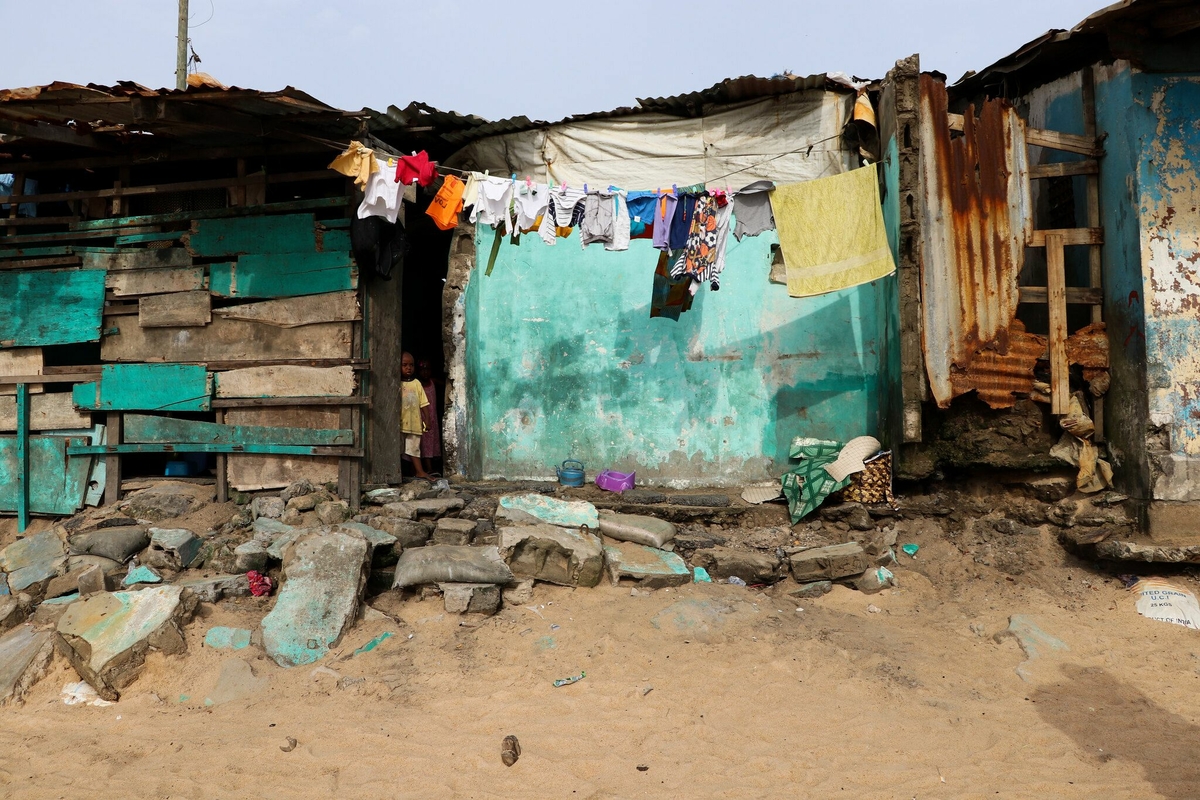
214;365;356;397
100;316;353;362
123;413;353;445
0;269;106;346
73;364;212;411
225;406;341;491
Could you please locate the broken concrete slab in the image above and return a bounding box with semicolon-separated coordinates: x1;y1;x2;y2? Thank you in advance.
31;594;80;627
6;558;66;595
0;529;66;574
264;527;306;561
433;518;476;546
176;574;250;603
499;494;599;528
602;539;691;588
77;565;106;597
251;495;285;520
0;596;28;631
56;586;194;700
332;521;397;556
498;524;604;587
144;528;202;570
204;658;269;706
789;580;833;599
122;565;162;586
689;546;782;585
252;517;294;542
788;543;870;582
503;579;535;607
0;624;54;706
316;500;351;525
392;545;513;589
440;583;501;615
597;512;676;549
260;529;370;667
286;493;319;513
68;526;149;563
233;541;269;573
380;498;465;520
204;626;252;650
125;482;210;520
355;516;432;549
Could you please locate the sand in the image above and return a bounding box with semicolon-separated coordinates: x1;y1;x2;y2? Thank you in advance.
3;505;1200;798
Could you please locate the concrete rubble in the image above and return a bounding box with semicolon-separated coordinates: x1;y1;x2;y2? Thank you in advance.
498;524;604;587
0;624;55;706
0;529;67;596
603;539;692;588
440;583;501;615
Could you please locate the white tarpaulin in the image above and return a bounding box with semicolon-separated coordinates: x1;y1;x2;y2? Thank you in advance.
445;91;853;190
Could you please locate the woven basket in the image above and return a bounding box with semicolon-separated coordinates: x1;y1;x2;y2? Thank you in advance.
839;451;894;505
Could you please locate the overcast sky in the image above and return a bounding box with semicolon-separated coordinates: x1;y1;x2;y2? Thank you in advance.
7;0;1106;122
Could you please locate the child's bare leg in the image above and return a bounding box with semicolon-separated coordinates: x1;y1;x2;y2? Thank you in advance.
412;456;429;478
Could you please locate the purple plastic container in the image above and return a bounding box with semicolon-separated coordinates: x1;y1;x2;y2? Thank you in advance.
595;469;635;492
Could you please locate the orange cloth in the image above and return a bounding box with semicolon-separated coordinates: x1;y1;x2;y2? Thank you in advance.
328;140;377;188
425;175;466;231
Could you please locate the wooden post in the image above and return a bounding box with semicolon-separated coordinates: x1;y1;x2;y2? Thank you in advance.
15;382;30;533
1047;233;1069;415
104;411;122;506
176;0;189;91
215;408;228;503
338;406;359;506
113;167;130;216
7;171;24;237
1082;65;1106;440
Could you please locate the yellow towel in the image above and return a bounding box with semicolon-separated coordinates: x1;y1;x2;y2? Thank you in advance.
772;165;895;298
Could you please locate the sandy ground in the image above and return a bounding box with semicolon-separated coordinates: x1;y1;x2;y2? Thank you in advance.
4;525;1200;800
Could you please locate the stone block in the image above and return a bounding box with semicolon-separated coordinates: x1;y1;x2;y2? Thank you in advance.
175;574;251;603
45;566;93;600
788;580;833;599
498;494;599;528
251;496;285;520
788;543;870;582
144;528;202;570
77;565;106;597
234;541;269;573
260;529;370;667
440;583;501;615
56;586;194;700
380;498;464;520
0;624;54;706
286;493;319;513
0;530;66;574
498;524;604;587
434;518;476;546
502;579;534;607
68;526;149;563
602;539;691;588
689;546;781;584
280;479;315;504
316;500;351;525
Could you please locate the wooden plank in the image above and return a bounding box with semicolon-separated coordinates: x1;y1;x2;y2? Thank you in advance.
70;443;357;456
1029;228;1104;247
0;257;82;270
73;197;346;232
124;413;354;446
138;291;212;327
1046;233;1069;415
214;365;356;398
215;408;228;503
0;348;44;395
73;364;212;412
114;231;182;246
318;229;351;253
105;266;206;297
0;216;79;228
10;171;334;206
105;411;121;506
946;113;1103;157
366;257;403;484
0;392;92;431
1082;64;1105;441
100;315;353;362
187;213;317;257
0;435;90;515
0;371;99;385
226;407;340;491
0;225;162;245
15;384;29;532
1019;286;1104;305
1029;160;1100;179
80;247;191;271
0;269;106;347
211;292;360;328
208;253;356;298
0;116;113;150
211;397;368;408
0;246;74;259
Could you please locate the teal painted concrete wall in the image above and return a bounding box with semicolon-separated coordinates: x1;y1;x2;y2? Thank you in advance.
464;223;896;486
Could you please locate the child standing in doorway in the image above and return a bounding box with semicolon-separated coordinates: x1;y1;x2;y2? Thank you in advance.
400;351;430;479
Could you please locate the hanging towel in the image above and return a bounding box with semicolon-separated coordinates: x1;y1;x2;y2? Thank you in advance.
771;165;895;298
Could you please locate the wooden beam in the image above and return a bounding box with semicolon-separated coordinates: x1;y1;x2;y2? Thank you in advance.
210;397;369;408
8;169;334;206
1029;160;1100;179
1029;228;1104;247
1082;64;1105;442
69;443;362;456
15;383;29;533
947;113;1103;157
71;196;346;232
138;290;212;327
215;409;228;503
104;411;121;507
0;257;82;270
7;140;327;174
1019;286;1103;305
123;413;354;446
1046;233;1070;415
0;117;114;150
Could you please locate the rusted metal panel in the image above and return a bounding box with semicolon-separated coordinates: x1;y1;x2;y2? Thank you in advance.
1066;322;1108;369
949;321;1047;409
918;74;1033;408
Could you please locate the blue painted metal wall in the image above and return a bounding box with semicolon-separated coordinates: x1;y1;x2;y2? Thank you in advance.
463;223;897;486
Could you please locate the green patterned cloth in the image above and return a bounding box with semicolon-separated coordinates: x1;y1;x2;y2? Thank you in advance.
781;438;851;523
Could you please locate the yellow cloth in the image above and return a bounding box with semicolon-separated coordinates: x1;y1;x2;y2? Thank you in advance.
772;165;895;298
400;379;429;435
328;140;378;189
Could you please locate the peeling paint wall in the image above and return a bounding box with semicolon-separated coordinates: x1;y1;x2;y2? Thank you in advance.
460;225;896;486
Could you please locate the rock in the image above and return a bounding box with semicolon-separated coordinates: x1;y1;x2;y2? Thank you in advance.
433;518;476;546
364;483;431;506
789;543;870;582
252;517;294;541
380;498;465;520
32;594;81;627
204;658;269;706
846;506;875;532
175;574;250;603
498;524;604;587
45;566;94;600
280;509;303;526
144;528;202;570
280;479;315;504
392;545;513;588
855;566;896;594
234;541;269;573
440;583;501;615
0;596;27;631
125;482;208;520
228;510;253;528
260;529;370;667
6;559;65;596
689;546;781;585
251;496;285;520
603;540;692;588
286;493;319;513
204;626;252;650
363;487;403;505
597;513;676;548
499;494;600;528
56;586;194;700
0;624;54;706
670;494;732;508
672;529;728;553
358;516;432;549
503;579;535;607
333;523;397;565
315;500;351;525
77;565;106;597
992;518;1039;537
68;526;149;563
854;527;898;558
788;581;833;599
0;530;67;595
122;565;162;586
620;489;668;505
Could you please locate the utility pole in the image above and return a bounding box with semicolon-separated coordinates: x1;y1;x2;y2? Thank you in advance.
175;0;189;90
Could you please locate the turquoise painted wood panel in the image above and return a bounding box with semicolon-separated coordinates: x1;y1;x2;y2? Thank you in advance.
123;413;353;446
113;231;181;246
0;436;89;514
0;269;106;347
320;218;351;229
189;213;316;256
73;365;212;411
0;245;73;259
319;229;351;253
208;252;355;298
68;443;350;456
15;384;29;531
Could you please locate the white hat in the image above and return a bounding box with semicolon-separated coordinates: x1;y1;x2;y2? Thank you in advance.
825;436;882;482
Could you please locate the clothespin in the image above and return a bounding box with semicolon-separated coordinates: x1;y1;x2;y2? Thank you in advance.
584;183;588;194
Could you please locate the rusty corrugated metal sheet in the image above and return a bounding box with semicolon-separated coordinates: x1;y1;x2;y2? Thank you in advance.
950;321;1046;409
918;73;1033;409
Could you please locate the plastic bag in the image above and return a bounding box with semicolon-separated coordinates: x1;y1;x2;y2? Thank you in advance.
597;512;676;549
